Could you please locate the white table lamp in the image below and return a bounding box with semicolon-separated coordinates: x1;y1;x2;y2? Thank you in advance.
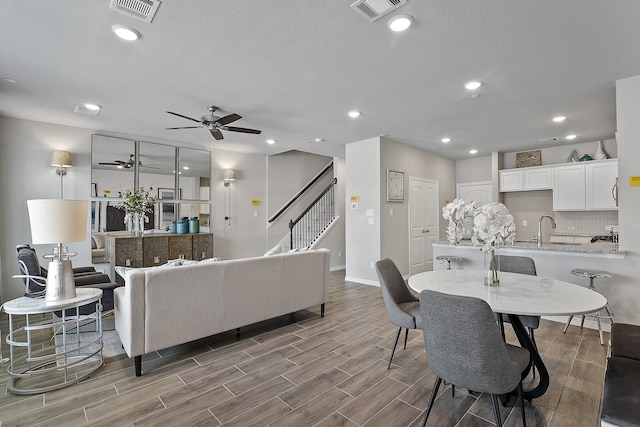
27;199;88;302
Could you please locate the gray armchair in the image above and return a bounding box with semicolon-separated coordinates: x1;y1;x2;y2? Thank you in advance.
419;290;529;427
498;256;540;346
375;258;423;369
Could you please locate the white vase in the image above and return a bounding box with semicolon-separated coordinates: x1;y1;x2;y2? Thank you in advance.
595;141;608;160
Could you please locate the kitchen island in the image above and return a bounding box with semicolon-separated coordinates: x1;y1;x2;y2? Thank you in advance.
432;240;632;326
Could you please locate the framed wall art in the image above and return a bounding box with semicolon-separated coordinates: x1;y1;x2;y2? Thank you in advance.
386;169;404;202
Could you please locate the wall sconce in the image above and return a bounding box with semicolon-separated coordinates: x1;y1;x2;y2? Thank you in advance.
223;168;236;186
52;150;72;198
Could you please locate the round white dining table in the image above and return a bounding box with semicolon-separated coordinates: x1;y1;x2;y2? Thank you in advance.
408;269;608;400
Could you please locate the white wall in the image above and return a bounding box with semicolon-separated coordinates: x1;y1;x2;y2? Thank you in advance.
456;155;492;183
345;136;456;285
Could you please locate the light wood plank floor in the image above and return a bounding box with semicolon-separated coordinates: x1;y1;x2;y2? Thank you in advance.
0;270;608;426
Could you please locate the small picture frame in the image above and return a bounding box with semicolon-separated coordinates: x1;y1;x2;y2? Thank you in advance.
386;169;404;202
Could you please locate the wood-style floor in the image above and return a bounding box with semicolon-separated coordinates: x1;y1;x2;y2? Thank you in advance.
0;270;608;427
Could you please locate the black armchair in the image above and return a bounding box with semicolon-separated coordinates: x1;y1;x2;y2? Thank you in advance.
15;244;116;312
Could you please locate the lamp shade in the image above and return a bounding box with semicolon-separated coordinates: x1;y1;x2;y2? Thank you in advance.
223;169;236;181
51;150;72;167
27;199;88;244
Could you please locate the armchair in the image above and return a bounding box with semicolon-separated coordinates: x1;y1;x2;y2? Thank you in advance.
15;244;116;312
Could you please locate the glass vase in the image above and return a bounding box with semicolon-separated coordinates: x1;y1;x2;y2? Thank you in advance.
126;212;145;236
484;249;500;287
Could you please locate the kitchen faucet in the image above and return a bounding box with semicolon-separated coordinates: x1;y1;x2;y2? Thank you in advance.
537;215;557;248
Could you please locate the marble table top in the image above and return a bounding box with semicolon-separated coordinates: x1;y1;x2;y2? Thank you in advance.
408;270;607;317
2;288;103;315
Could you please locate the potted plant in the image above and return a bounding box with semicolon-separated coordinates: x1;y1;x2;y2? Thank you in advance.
115;187;157;236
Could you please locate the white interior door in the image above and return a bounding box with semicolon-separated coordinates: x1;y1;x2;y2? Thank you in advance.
457;181;492;204
409;177;439;275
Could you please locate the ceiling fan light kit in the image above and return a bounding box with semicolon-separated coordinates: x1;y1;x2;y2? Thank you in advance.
166;106;261;141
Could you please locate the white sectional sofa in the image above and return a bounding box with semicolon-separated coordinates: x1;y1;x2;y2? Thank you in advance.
114;249;331;376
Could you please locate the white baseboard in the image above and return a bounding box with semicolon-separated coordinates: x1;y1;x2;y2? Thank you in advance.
344;276;380;287
330;265;346;272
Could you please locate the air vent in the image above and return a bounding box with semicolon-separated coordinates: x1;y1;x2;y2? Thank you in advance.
538;137;560;143
351;0;408;22
110;0;161;23
74;105;100;116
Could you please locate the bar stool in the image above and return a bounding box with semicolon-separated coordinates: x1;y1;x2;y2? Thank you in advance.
563;268;614;345
435;255;463;270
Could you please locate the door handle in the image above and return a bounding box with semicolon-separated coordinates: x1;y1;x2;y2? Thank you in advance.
422;229;430;234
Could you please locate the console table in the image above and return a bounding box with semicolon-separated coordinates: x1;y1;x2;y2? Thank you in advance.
104;232;213;284
2;288;104;394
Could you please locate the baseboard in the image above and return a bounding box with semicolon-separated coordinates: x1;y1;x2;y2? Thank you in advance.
330;265;346;272
344;276;380;287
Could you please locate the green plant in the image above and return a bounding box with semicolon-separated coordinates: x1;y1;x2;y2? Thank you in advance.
115;187;157;214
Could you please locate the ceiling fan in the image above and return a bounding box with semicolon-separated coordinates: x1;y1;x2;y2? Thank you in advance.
165;105;261;141
98;154;159;169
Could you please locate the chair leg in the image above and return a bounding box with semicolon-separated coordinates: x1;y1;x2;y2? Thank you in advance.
422;376;442;427
490;394;503;427
403;327;409;349
563;315;573;333
528;327;537;379
596;312;604;345
499;316;506;341
580;315;586;328
451;384;455;397
388;327;402;369
517;382;527;427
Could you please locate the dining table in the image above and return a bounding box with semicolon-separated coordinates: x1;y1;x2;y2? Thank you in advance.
408;269;608;400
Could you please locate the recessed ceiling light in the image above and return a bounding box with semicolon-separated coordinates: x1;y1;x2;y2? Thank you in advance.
83;103;101;111
464;80;482;90
469;149;478;154
441;137;451;143
112;25;141;41
4;78;17;84
314;138;324;143
565;134;577;140
266;139;276;145
387;14;413;32
183;166;189;170
553;116;566;123
348;110;361;118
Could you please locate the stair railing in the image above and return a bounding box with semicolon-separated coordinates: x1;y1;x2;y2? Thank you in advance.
289;178;337;250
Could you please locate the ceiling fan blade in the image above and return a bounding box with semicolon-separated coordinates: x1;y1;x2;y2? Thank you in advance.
222;126;262;135
99;162;121;165
165;126;203;130
215;113;242;126
166;111;202;123
210;129;224;140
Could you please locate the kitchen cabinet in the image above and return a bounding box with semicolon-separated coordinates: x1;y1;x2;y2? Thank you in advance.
499;166;552;192
553;159;618;211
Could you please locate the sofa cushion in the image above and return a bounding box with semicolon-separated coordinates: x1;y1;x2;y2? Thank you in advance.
92;233;106;249
264;244;282;256
611;323;640;361
115;259;184;279
601;356;640;427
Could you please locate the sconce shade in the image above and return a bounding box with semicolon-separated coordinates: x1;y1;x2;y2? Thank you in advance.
223;169;236;181
27;199;88;244
51;150;72;167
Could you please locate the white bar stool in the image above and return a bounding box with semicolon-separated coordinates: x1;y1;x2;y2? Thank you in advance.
563;268;614;345
435;255;463;270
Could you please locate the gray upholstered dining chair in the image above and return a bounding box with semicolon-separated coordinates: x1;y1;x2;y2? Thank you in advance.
498;256;540;346
419;290;529;427
375;258;423;369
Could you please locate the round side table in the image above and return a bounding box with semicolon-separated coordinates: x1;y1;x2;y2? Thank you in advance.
435;255;463;270
2;288;104;394
563;268;614;345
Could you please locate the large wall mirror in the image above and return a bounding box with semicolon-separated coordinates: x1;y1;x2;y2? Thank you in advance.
90;135;211;248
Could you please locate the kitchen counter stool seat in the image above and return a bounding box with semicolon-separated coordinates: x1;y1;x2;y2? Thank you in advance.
564;268;614;345
435;255;463;270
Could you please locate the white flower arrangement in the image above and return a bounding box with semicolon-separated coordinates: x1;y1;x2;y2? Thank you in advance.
441;198;478;244
471;202;516;252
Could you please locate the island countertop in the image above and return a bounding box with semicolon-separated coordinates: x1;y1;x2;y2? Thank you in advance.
433;240;623;257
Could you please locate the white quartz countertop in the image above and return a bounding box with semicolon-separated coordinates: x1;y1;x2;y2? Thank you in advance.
433;240;623;256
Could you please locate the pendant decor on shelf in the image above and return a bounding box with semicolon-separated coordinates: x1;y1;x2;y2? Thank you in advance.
567;149;580;163
595;141;609;160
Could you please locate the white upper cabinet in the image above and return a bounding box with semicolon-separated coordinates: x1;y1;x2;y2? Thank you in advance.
586;159;618;210
553;159;618;211
499;166;552;192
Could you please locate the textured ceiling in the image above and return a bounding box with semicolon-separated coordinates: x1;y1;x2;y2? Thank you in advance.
1;1;639;159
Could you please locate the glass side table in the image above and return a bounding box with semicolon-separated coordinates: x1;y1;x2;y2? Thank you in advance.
2;288;104;394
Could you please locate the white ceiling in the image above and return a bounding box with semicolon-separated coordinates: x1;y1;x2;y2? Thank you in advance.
1;1;639;160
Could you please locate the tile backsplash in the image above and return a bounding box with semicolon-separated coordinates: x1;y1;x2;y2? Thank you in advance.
554;211;618;236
